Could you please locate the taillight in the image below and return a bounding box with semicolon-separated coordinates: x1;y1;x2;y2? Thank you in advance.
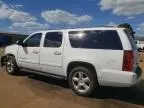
122;50;134;72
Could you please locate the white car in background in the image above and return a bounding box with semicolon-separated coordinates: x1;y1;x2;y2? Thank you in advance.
1;27;142;96
135;40;144;51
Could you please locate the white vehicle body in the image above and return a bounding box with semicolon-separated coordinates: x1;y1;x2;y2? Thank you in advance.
1;27;142;96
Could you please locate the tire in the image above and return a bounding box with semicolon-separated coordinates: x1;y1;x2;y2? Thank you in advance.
138;48;141;52
68;66;98;96
5;56;19;75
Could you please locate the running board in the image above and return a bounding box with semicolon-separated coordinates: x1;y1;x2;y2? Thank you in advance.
20;68;67;80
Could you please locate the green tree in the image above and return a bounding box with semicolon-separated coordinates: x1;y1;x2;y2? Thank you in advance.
118;23;135;39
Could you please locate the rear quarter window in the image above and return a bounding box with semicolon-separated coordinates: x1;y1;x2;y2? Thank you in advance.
69;30;123;50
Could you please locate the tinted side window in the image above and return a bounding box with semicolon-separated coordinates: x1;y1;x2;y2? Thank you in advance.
44;32;62;47
69;30;123;50
25;33;42;47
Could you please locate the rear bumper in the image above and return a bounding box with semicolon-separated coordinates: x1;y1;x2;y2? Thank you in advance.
98;67;142;87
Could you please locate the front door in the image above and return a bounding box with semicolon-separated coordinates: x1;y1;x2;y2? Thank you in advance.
40;31;64;76
17;33;42;70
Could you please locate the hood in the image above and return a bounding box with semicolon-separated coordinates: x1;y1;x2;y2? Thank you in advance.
5;44;17;48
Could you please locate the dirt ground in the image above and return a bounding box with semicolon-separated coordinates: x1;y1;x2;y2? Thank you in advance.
0;53;144;108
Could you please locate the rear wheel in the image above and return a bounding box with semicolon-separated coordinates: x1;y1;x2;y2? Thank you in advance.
5;56;19;75
68;66;98;96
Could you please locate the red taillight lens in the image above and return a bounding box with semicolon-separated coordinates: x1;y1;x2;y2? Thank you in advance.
122;50;134;72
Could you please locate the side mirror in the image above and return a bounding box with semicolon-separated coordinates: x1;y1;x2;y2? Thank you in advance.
16;40;25;46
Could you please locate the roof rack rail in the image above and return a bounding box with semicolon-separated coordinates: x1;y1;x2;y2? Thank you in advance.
43;26;118;30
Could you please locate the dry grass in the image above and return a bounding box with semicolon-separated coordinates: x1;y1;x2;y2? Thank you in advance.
0;47;5;58
139;52;144;78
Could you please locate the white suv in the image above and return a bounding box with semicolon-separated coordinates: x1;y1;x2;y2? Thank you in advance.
1;27;142;96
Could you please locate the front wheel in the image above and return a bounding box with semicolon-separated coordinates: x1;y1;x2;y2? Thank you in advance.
68;66;98;96
5;56;19;75
138;48;141;52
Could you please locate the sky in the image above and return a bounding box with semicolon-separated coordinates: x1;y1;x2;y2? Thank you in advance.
0;0;144;36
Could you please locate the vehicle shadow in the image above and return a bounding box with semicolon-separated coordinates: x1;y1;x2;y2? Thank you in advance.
91;80;144;106
19;71;69;88
18;71;144;106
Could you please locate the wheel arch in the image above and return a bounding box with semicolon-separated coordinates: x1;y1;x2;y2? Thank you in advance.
67;61;97;79
1;53;16;67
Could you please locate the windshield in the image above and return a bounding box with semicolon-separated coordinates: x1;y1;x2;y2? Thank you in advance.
124;29;137;50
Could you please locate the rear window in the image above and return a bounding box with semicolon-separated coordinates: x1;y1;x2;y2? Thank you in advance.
124;30;137;50
69;30;123;50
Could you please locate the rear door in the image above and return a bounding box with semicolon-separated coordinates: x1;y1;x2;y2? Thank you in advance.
40;31;64;76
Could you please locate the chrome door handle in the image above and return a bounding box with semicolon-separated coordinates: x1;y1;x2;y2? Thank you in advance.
33;50;39;54
54;51;61;55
